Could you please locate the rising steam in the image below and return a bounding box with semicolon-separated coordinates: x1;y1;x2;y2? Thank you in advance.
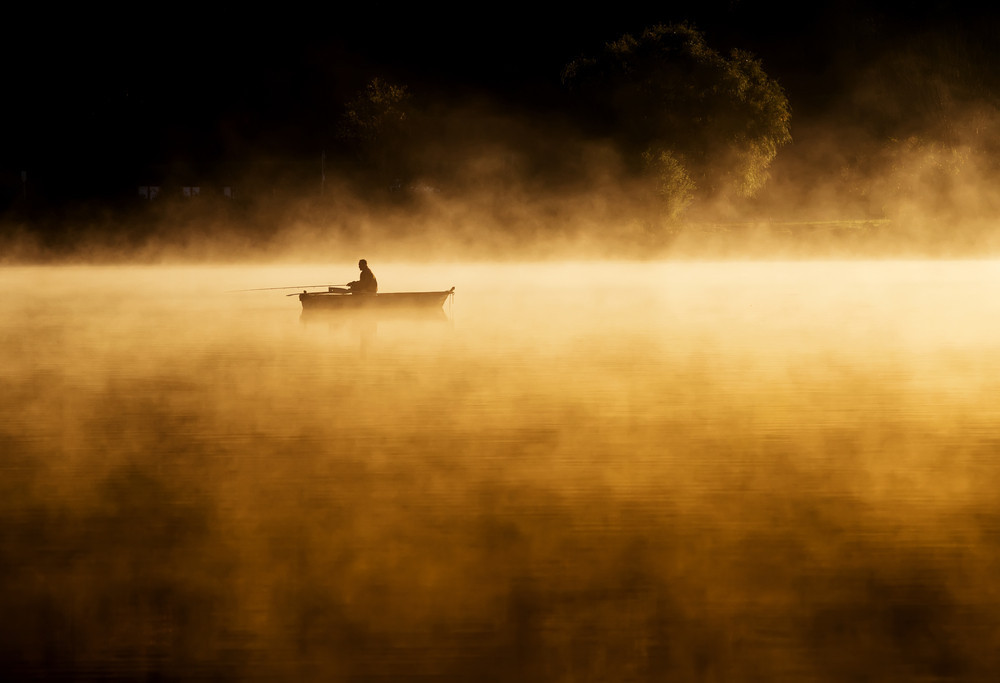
4;21;1000;263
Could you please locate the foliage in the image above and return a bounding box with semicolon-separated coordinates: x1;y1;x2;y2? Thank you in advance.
873;135;975;221
339;78;411;146
641;147;695;220
563;24;791;214
337;78;412;184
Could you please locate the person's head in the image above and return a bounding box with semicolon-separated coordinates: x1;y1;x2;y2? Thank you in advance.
358;259;367;270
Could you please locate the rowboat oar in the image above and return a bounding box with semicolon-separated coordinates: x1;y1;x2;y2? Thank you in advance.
227;284;349;292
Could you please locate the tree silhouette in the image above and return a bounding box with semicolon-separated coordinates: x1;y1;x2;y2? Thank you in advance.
338;78;412;187
563;24;791;214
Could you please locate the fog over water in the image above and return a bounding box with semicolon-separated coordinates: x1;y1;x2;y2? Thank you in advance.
3;259;1000;680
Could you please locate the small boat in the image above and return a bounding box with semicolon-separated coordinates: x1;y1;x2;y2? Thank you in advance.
298;287;455;312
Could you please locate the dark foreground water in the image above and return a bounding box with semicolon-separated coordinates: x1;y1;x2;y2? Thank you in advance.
2;260;1000;681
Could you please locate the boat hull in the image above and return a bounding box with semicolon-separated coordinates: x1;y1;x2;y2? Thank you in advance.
299;288;454;312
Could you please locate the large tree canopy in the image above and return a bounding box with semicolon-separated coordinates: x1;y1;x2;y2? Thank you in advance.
563;23;791;211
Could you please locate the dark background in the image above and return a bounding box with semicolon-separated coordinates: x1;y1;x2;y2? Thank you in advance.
3;1;1000;208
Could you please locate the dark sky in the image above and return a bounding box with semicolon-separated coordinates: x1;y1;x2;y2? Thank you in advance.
4;2;1000;189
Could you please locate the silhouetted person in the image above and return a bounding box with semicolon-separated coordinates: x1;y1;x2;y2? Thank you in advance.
348;259;378;294
327;259;377;294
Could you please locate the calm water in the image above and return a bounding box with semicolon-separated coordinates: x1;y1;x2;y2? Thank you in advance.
3;260;1000;681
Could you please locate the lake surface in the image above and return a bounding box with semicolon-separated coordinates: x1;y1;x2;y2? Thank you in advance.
3;260;1000;681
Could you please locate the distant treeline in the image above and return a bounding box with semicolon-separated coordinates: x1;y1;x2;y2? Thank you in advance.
5;18;1000;259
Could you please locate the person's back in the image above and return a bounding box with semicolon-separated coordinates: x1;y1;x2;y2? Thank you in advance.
351;259;377;294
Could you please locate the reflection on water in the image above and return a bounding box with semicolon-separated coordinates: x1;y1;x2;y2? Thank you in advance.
2;260;1000;680
301;306;452;358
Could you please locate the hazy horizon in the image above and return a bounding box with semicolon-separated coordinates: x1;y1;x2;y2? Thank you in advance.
7;8;1000;265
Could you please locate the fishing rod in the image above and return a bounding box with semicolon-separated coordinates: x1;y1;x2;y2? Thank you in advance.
227;284;349;292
